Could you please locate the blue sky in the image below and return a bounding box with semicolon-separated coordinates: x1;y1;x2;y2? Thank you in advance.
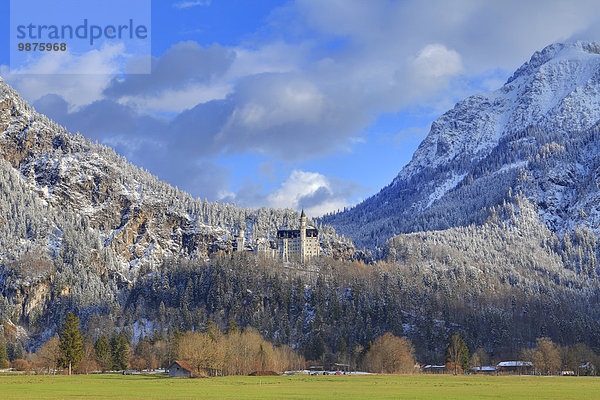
2;0;600;216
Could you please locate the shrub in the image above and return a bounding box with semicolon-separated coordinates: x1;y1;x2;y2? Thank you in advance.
11;359;30;371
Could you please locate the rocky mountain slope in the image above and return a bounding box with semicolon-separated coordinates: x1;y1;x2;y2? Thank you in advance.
323;41;600;250
0;78;355;340
0;77;353;273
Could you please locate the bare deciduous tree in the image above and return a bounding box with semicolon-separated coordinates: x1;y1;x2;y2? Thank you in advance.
446;333;469;375
363;333;415;374
35;336;60;374
533;337;561;375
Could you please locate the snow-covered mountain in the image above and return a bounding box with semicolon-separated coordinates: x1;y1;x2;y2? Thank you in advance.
0;76;364;340
0;75;360;321
324;41;600;249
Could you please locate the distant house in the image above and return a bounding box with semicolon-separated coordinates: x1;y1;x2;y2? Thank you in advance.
421;364;447;374
469;366;497;375
168;361;194;378
496;361;533;375
332;363;350;373
579;362;596;376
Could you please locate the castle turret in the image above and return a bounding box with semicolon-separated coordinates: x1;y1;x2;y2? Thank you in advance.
235;229;245;252
300;210;306;263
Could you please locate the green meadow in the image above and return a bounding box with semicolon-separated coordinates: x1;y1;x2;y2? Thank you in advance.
1;374;599;399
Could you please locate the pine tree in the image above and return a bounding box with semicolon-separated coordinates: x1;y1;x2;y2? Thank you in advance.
167;328;183;366
110;332;129;371
226;317;239;334
461;342;470;372
0;341;8;369
6;342;23;361
337;337;347;356
94;335;112;371
58;312;83;375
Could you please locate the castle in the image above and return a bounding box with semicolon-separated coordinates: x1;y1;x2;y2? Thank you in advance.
276;210;320;263
234;210;320;263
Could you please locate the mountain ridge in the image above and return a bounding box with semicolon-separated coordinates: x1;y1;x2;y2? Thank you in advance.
323;41;600;250
0;78;356;280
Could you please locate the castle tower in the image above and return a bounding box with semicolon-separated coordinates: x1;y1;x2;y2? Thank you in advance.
235;229;245;252
300;209;306;263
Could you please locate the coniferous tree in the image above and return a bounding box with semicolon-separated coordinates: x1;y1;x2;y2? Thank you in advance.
110;332;129;371
94;335;112;371
58;312;83;375
6;342;23;361
307;335;326;362
461;342;470;372
226;318;239;334
0;341;8;369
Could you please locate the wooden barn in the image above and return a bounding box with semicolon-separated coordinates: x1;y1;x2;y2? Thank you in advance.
496;361;533;375
469;366;497;375
168;361;194;378
421;365;447;374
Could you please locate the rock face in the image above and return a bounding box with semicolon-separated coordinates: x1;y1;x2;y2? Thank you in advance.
0;90;214;273
0;78;351;279
323;41;600;249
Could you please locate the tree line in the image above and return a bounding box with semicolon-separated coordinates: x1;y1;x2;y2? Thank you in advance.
0;313;418;375
442;333;599;376
4;315;598;377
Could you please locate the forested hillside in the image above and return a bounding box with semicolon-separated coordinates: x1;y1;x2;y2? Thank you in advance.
113;196;600;362
4;192;597;363
0;76;353;346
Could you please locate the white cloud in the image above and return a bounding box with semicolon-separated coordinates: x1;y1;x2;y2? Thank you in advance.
229;78;325;130
265;170;355;217
289;0;600;75
118;83;232;114
401;44;465;100
12;44;125;75
6;1;600;130
173;0;211;9
304;199;348;218
1;44;125;110
14;1;599;164
412;44;464;80
220;169;361;217
268;170;328;209
226;42;306;79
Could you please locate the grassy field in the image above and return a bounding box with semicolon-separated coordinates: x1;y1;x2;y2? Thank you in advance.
1;373;600;399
